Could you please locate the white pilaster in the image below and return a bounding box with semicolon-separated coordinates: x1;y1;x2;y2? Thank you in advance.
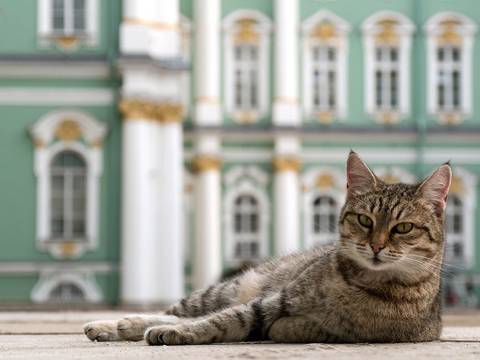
273;0;300;125
194;0;221;125
193;156;222;289
192;0;222;289
121;0;180;58
120;0;185;305
273;137;301;255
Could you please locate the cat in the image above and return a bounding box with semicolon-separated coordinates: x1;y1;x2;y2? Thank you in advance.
84;151;451;345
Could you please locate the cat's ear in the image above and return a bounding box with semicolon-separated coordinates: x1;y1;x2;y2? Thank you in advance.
346;151;378;195
417;163;452;214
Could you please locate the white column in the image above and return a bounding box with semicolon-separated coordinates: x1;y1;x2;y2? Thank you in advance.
274;169;300;255
273;0;300;126
194;0;221;125
121;0;180;58
192;0;222;289
120;103;185;305
193;156;222;289
272;137;301;256
121;119;160;304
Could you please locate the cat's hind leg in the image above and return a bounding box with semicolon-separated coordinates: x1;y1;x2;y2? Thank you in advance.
83;314;181;342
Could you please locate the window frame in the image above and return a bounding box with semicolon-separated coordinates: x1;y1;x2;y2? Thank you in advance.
223;10;272;123
362;11;414;123
311;194;339;246
425;12;477;123
302;10;350;122
37;0;98;47
30;110;106;259
302;167;345;249
224;166;270;265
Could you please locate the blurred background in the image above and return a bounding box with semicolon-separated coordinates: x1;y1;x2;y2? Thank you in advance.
0;0;479;310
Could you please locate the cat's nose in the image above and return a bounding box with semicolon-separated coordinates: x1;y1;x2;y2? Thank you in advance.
370;244;385;254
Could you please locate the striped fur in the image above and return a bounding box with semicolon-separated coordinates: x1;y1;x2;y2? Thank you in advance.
84;152;451;345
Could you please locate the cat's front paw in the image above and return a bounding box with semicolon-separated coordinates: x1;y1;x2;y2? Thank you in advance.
145;325;193;345
117;316;147;341
83;320;120;342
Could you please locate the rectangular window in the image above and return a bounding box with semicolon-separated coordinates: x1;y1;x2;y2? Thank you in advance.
436;46;462;112
233;44;260;111
311;45;337;113
50;0;87;35
373;45;400;112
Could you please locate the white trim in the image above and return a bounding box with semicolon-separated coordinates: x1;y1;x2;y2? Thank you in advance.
362;11;415;122
223;165;270;264
31;270;103;303
180;15;192;116
302;10;350;120
223;10;272;121
0;87;114;105
0;262;115;274
30;110;107;259
37;0;99;47
0;62;110;79
425;12;477;121
200;147;480;164
301;167;346;248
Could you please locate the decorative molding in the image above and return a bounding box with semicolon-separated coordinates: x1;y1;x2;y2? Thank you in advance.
119;99;184;123
123;18;179;30
191;155;222;173
31;270;103;303
0;62;110;79
373;166;416;184
0;261;115;274
0;87;114;105
272;156;302;173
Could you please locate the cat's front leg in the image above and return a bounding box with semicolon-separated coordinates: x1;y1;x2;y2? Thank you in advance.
83;314;180;342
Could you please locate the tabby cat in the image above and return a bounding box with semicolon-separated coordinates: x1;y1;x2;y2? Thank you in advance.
84;151;451;345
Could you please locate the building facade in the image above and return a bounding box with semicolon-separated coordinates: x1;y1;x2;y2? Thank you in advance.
0;0;479;308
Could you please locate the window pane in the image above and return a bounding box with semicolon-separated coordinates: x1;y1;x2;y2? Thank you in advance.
52;0;65;31
452;70;461;108
375;71;383;107
390;70;398;108
50;283;85;302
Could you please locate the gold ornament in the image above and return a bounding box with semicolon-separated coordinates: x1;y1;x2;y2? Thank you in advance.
311;22;336;41
58;241;77;257
119;99;184;123
33;138;46;148
438;20;462;45
315;173;335;188
56;35;80;50
123;18;179;30
450;176;464;195
234;19;260;44
272;156;302;173
376;19;399;45
191;156;222;173
381;173;400;184
55;119;82;142
317;111;333;123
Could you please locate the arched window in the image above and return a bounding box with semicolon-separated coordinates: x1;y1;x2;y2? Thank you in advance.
232;194;260;260
362;12;414;123
302;10;350;122
49;282;85;302
312;195;338;245
50;151;87;241
445;195;464;262
224;11;271;123
30;111;106;258
425;13;476;123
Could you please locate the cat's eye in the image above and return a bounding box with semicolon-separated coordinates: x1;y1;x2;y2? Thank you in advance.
393;222;414;234
357;214;373;228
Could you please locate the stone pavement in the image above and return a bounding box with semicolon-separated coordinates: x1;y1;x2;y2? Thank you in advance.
0;311;479;359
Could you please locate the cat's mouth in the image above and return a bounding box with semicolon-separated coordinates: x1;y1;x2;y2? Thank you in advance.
371;255;383;265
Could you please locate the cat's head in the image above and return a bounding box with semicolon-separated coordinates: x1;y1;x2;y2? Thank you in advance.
339;151;451;280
